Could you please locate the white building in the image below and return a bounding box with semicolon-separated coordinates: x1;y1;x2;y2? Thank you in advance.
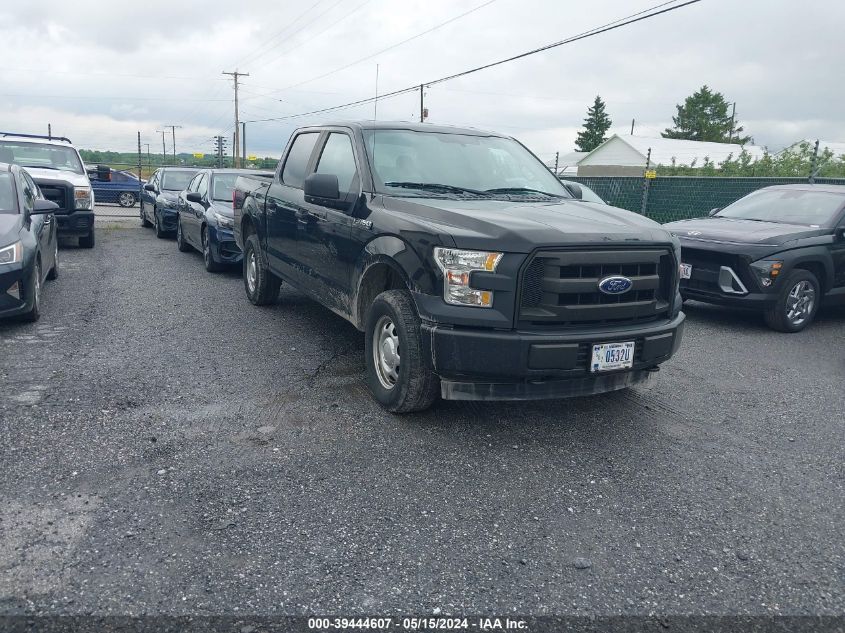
576;134;766;176
781;140;845;158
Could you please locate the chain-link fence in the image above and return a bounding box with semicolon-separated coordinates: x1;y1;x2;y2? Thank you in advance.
566;175;845;223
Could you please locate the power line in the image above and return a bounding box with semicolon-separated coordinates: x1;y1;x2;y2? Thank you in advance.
232;0;326;68
242;0;702;124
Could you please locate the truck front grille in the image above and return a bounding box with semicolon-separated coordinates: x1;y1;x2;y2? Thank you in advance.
519;248;675;327
38;184;72;213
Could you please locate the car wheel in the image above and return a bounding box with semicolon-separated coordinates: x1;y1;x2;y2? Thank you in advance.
22;260;42;322
118;192;136;208
140;203;152;227
176;216;191;252
364;289;439;413
46;241;59;280
243;234;280;305
79;229;95;249
154;210;166;239
202;226;222;272
764;269;820;332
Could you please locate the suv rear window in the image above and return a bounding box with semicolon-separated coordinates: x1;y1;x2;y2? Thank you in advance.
282;133;319;189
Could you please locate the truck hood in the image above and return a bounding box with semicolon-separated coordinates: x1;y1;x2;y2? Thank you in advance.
24;167;90;188
664;217;829;246
385;196;672;252
0;213;23;247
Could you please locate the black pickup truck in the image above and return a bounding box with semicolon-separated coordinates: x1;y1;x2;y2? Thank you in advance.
665;184;845;332
234;122;685;412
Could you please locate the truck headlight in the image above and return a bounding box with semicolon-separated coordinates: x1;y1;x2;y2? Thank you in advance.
74;186;93;210
750;259;783;288
213;212;234;229
433;247;502;308
0;241;23;265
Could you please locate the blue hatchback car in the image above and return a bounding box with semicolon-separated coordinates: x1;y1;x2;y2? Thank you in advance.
175;168;272;272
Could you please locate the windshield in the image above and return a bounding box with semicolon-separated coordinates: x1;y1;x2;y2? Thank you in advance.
0;140;84;175
717;189;845;226
0;173;16;214
363;130;569;198
161;170;197;191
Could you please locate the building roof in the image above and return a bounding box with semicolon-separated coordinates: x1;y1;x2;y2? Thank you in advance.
577;134;766;168
783;140;845;158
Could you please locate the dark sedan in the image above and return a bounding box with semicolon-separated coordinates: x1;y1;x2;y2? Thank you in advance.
0;162;60;322
140;167;198;238
175;169;272;272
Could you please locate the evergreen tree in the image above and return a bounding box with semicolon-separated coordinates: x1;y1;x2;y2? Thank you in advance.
575;96;612;152
663;85;752;144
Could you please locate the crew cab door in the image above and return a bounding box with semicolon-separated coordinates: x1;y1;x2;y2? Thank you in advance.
264;131;320;282
296;131;361;314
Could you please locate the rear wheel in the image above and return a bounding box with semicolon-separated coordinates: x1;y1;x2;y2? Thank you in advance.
364;289;439;413
764;269;820;332
243;234;280;305
118;191;136;208
79;229;95;249
176;216;191;252
202;226;222;272
22;260;42;322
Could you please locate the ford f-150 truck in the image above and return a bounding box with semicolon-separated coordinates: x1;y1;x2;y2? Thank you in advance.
234;122;685;412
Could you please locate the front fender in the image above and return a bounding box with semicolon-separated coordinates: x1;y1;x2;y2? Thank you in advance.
774;244;835;289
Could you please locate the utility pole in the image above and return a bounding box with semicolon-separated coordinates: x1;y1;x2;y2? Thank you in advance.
242;122;246;165
728;102;736;143
163;125;182;165
554;151;559;175
137;131;142;184
212;135;228;168
630;118;635;135
223;70;249;167
155;129;167;166
48;123;52;140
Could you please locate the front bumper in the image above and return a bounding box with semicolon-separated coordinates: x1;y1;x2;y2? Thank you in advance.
159;208;179;232
0;261;35;319
209;226;242;264
55;210;94;236
422;312;685;401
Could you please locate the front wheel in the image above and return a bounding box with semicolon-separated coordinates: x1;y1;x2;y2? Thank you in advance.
140;203;152;227
154;210;166;239
364;290;439;413
79;229;95;249
22;260;42;322
243;234;280;305
118;192;136;208
764;269;820;332
176;216;191;252
202;226;222;273
46;241;59;280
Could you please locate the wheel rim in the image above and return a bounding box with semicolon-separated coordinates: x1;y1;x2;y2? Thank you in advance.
203;230;210;265
373;315;400;390
33;265;41;310
786;280;815;326
246;249;257;293
120;192;134;207
53;243;58;269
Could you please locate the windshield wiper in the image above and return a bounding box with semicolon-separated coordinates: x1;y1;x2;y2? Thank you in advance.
384;181;487;196
485;187;564;197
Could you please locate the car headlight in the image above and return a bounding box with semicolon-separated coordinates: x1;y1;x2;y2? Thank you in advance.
749;259;783;288
213;212;234;229
0;241;23;265
74;186;93;210
433;247;503;308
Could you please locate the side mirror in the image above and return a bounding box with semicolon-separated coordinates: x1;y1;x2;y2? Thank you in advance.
566;183;583;199
708;207;720;217
304;173;340;202
31;199;59;215
144;184;156;192
97;165;111;181
186;192;203;203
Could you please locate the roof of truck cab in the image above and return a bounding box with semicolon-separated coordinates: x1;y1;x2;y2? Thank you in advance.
0;134;74;146
299;121;507;137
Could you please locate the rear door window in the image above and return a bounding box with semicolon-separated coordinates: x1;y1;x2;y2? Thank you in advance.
281;133;319;189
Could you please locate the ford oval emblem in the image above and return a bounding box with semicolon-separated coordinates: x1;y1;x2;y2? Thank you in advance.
598;276;633;295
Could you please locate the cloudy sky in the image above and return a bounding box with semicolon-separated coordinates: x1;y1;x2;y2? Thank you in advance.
1;0;843;164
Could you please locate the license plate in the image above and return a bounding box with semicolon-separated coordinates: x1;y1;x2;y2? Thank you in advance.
680;263;692;279
591;341;635;373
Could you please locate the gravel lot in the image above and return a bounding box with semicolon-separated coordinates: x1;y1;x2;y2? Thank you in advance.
1;213;843;618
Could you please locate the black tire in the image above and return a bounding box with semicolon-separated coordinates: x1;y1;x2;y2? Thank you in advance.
764;269;820;333
243;234;280;305
118;191;136;208
140;203;152;227
364;289;439;413
202;226;222;273
154;210;166;239
176;216;191;252
46;241;59;280
22;260;42;322
79;229;95;249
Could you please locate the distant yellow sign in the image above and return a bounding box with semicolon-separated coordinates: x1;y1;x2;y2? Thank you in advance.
193;153;204;159
645;170;657;179
247;155;258;161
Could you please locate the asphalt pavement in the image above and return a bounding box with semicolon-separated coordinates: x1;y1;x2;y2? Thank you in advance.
1;215;843;618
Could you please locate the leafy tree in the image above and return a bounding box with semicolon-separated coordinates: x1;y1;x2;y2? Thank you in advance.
575;95;612;152
662;85;751;144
